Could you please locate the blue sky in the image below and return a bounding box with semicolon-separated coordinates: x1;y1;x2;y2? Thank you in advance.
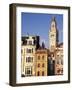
21;12;63;48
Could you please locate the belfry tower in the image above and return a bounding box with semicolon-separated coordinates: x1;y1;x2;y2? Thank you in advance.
49;16;58;52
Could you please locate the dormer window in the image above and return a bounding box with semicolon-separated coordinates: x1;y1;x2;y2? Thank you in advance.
29;41;32;45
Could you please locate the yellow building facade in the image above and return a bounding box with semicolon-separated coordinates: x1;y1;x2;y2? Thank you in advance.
35;49;48;76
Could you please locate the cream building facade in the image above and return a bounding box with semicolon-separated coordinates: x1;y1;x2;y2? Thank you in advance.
21;36;39;77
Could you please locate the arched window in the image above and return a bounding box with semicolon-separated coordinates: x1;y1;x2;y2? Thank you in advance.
42;63;44;67
38;56;40;60
42;55;44;60
42;71;44;76
61;59;63;65
37;71;40;76
38;63;40;67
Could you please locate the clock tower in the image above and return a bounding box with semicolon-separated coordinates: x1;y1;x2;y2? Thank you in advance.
49;17;58;52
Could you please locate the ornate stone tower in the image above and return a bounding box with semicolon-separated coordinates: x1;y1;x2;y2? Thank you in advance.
49;17;58;52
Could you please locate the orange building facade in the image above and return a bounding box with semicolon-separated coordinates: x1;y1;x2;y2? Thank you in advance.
35;49;48;76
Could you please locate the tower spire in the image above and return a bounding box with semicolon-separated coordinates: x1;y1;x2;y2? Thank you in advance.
52;16;56;22
49;16;58;52
50;16;57;30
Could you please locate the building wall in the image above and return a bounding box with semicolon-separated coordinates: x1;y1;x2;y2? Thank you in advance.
21;36;39;77
21;45;36;76
35;49;48;76
55;48;63;75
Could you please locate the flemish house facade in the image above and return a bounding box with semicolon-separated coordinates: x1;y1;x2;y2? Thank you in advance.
35;46;48;76
21;36;39;77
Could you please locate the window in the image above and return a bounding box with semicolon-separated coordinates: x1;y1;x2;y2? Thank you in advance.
31;57;33;62
38;63;40;67
27;70;30;74
29;41;32;45
42;71;44;76
26;57;33;62
26;57;27;62
25;67;32;76
61;68;63;73
61;59;63;65
42;55;44;60
28;49;32;53
42;63;44;67
57;69;60;73
51;34;54;37
27;48;33;53
57;55;59;57
23;40;27;45
37;71;40;76
57;60;59;64
27;49;31;53
38;56;40;60
27;57;31;62
32;48;33;53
